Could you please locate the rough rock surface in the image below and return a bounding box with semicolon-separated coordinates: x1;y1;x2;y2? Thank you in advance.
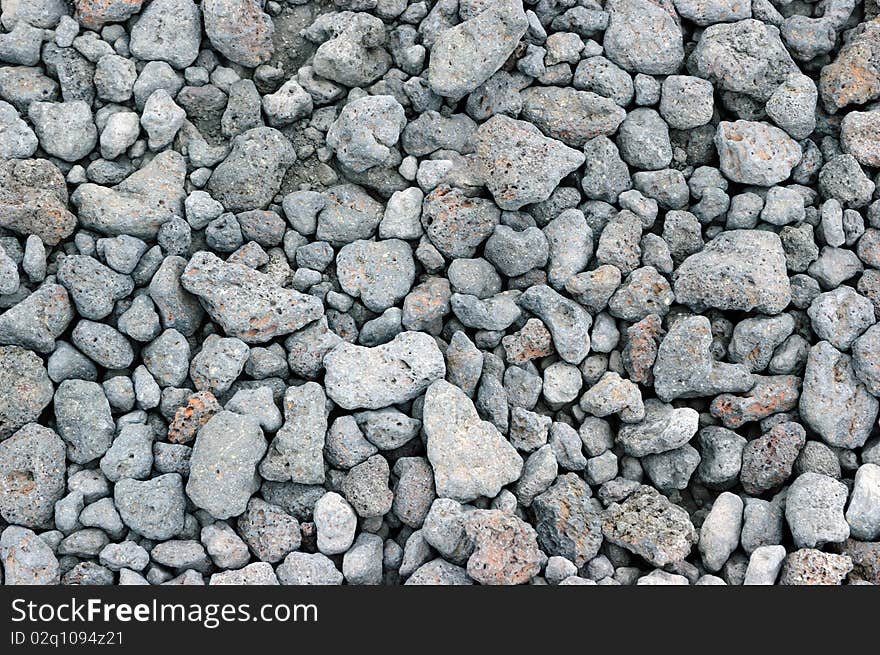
0;0;876;589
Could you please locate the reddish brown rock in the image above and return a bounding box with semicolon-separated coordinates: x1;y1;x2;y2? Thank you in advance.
740;421;806;495
622;313;663;384
203;0;274;68
502;318;554;364
710;375;801;429
0;159;76;246
167;391;222;445
464;509;542;585
74;0;144;30
819;19;880;112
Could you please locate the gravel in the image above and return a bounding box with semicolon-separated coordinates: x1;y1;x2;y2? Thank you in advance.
0;0;876;588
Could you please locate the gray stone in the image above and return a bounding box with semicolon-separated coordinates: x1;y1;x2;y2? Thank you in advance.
846;464;880;541
785;472;850;548
473;115;584;211
808;287;875;351
202;0;273;68
336;239;415;312
428;0;527;100
327;95;406;173
28;101;96;162
618;399;699;457
324;331;445;410
653;315;754;402
342;532;384;585
0;284;73;354
260;382;327;484
642;444;701;491
57;254;133;320
697;427;746;489
424;380;523;503
129;0;201;69
800;342;878;449
0;423;65;529
186;411;267;519
766;72;818;140
532;474;603;567
206;128;295;213
520;86;625;148
604;0;683;75
313;491;357;556
744;545;787;585
421;184;499;258
276;551;343;585
674;230;791;314
236;498;301;563
519;284;591;365
114;473;186;540
688;18;796;102
72;151;187;239
181;250;324;344
602;485;697;567
580;372;644;423
699;492;743;573
317;183;385;245
715;121;802;186
0;525;59;584
54;379;114;465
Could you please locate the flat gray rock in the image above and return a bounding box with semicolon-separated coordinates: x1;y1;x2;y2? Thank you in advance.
324;331;445;410
474;115;585;211
674;229;791;314
428;0;528;100
424;380;523;503
181;251;324;344
186;411;267;519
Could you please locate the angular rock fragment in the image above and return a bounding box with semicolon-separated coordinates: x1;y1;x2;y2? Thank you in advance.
186;411;267;519
0;284;73;353
602;486;697;567
206;128;295;213
520;87;626;148
423;380;523;503
519;284;591;365
799;342;878;449
324;332;445;410
0;346;53;440
604;0;684;75
674;230;791;314
0;526;60;585
428;0;528;100
203;0;274;68
617;399;699;457
181;251;324;344
0;158;75;245
260;382;327;485
72;151;186;239
653;316;754;402
464;510;542;585
531;474;602;567
473;115;585;211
